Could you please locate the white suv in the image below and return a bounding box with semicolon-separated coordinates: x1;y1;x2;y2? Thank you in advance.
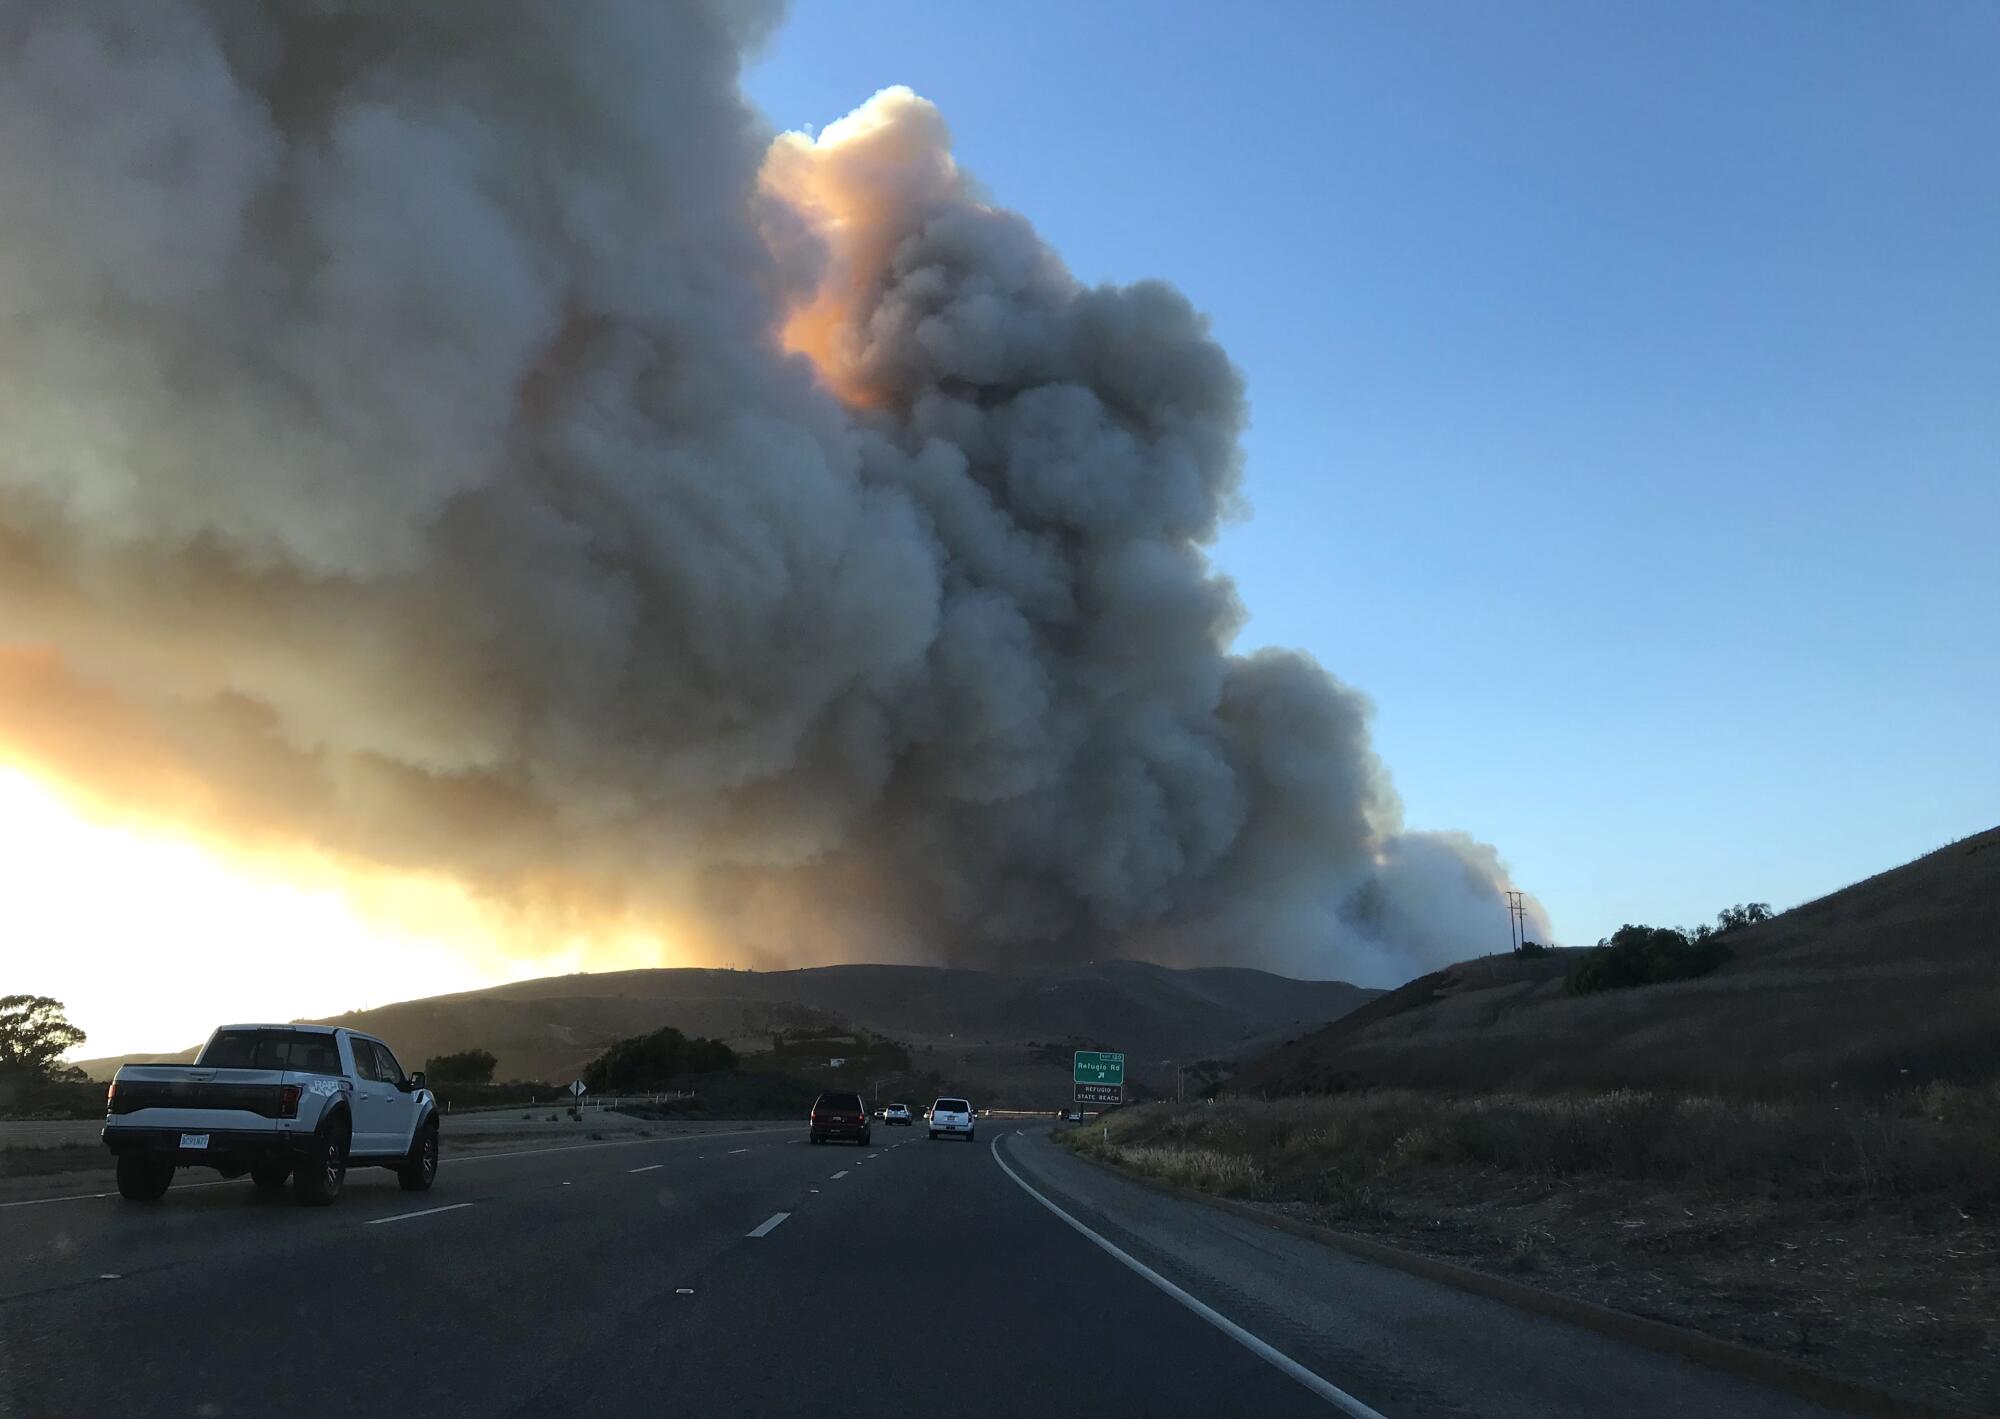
928;1097;974;1142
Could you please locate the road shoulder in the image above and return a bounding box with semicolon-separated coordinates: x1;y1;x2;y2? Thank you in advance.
1000;1125;1846;1419
1043;1129;1969;1419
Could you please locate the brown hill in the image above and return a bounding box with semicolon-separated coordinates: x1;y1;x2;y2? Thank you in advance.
1230;826;2000;1098
79;960;1379;1099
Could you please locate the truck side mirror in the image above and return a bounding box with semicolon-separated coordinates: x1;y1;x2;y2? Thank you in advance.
405;1071;425;1092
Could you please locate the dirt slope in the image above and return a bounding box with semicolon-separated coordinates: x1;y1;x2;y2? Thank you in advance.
1231;826;2000;1098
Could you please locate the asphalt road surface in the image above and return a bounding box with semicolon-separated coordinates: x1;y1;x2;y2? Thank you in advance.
0;1121;1843;1418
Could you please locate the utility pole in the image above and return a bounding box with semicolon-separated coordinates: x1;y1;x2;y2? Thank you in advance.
1505;890;1528;954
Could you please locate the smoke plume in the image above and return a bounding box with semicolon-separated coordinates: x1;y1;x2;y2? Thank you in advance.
0;1;1546;983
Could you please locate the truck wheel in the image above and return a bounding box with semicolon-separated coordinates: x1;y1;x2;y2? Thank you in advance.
251;1161;292;1189
294;1116;349;1207
115;1154;174;1201
397;1117;439;1192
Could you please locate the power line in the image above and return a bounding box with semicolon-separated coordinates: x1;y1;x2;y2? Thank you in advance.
1505;890;1528;954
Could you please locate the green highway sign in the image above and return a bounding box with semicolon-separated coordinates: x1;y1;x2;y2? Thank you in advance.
1073;1051;1125;1087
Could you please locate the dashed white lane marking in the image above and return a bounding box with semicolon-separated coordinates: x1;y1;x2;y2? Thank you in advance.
0;1185;201;1210
867;1153;879;1158
0;1126;796;1210
629;1164;663;1174
746;1211;790;1238
438;1126;785;1169
830;1170;848;1179
364;1202;475;1227
989;1133;1387;1419
728;1148;749;1154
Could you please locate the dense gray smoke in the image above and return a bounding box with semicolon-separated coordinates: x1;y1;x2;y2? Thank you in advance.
0;0;1547;983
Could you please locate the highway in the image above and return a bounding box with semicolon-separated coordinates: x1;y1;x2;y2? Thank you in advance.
0;1121;1843;1418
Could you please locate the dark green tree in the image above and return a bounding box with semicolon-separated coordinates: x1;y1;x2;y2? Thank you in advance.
0;995;86;1079
1567;924;1732;995
582;1027;737;1091
423;1048;499;1084
1715;903;1773;932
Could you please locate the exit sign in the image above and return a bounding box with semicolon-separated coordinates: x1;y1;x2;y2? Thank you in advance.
1073;1051;1125;1086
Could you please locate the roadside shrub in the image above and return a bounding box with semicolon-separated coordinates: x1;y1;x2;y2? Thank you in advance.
1063;1086;2000;1216
0;1077;109;1120
1115;1144;1264;1196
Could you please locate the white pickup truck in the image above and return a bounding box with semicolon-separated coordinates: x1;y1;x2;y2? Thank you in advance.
103;1024;439;1206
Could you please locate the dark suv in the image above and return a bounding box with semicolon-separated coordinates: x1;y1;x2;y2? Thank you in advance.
809;1091;870;1146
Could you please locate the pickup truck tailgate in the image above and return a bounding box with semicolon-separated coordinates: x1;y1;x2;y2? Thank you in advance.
109;1068;296;1120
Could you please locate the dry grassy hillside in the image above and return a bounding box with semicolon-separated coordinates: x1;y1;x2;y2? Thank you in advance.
80;960;1378;1091
1231;826;2000;1098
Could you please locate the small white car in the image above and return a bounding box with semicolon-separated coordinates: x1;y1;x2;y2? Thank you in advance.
928;1097;975;1142
884;1103;913;1126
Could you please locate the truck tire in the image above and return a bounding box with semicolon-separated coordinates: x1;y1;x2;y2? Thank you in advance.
294;1115;349;1207
250;1161;292;1189
397;1116;439;1192
115;1154;174;1201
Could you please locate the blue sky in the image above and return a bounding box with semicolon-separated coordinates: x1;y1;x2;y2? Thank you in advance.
744;2;1998;945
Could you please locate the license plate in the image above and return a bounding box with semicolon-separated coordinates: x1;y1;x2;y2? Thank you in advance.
179;1133;209;1149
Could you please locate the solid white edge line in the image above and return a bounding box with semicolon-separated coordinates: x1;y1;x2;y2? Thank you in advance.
989;1132;1388;1419
364;1202;475;1226
746;1211;790;1238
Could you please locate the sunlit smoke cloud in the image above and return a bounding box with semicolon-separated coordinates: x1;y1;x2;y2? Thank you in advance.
0;2;1544;986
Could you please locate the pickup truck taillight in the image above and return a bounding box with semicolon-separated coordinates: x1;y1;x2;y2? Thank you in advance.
277;1084;302;1119
104;1081;116;1114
